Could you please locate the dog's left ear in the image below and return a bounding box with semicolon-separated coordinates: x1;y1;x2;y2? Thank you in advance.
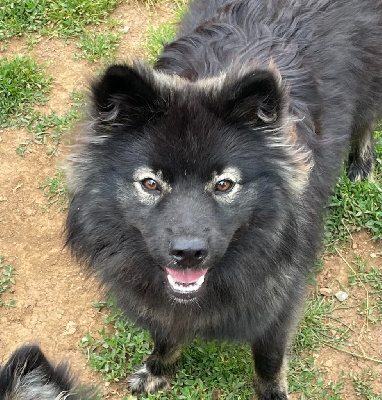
218;69;285;127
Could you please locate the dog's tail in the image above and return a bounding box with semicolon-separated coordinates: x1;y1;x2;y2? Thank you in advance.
0;345;97;400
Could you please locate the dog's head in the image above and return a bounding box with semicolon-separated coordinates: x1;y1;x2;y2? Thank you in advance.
66;62;312;303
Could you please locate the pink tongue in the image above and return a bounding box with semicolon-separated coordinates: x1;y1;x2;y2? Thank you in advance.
166;268;207;284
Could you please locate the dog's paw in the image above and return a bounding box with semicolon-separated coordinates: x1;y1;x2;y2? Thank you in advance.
253;374;289;400
255;391;289;400
346;159;374;182
347;143;374;182
127;364;170;395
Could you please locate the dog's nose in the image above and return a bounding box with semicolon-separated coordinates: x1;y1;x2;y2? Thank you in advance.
170;237;208;263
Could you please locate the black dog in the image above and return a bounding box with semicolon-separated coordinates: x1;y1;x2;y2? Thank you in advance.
66;0;382;398
0;345;96;400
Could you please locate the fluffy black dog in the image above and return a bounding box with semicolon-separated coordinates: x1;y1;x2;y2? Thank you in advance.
66;0;382;398
0;345;96;400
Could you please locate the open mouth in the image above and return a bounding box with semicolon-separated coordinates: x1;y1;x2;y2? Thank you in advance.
166;268;208;294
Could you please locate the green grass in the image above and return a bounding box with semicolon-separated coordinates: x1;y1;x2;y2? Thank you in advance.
0;55;51;125
80;299;254;399
324;130;382;249
38;169;69;211
75;31;121;62
81;293;379;400
0;0;122;41
146;23;178;64
145;0;188;64
0;256;16;308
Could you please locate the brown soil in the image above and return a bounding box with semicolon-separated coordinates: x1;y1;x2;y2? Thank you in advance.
0;1;381;399
312;232;381;398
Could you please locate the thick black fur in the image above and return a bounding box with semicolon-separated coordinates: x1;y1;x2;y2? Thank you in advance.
66;0;382;398
0;345;96;400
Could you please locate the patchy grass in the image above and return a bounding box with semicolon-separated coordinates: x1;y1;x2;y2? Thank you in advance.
0;55;51;125
80;300;152;382
80;299;254;399
288;296;349;398
15;89;86;157
80;286;381;400
0;257;16;308
349;254;382;323
75;31;121;62
325;130;382;249
38;170;69;212
0;0;122;41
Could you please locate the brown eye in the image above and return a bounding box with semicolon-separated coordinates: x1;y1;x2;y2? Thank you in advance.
215;179;234;193
141;178;159;191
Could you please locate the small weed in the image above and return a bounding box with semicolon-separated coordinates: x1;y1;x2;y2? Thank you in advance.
139;0;161;6
0;0;122;41
349;255;382;322
25;34;42;51
75;31;121;62
106;18;123;30
15;140;33;158
0;55;51;125
351;369;380;400
15;89;86;157
38;170;68;212
0;256;16;308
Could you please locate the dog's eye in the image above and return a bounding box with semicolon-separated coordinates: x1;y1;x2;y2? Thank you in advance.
141;178;159;191
215;179;234;193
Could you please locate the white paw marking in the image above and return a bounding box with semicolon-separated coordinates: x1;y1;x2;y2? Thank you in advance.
127;365;170;394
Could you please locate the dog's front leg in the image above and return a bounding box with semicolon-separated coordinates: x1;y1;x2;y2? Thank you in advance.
251;327;290;400
127;334;182;395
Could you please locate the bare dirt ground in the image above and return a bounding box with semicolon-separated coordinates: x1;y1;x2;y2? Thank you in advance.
0;1;381;399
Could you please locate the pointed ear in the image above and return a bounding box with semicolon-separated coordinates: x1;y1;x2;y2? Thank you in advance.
91;64;164;126
218;69;285;127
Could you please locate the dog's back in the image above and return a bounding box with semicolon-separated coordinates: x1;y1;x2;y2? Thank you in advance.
158;0;382;183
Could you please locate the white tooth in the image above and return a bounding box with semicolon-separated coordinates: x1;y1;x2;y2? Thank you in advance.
167;274;205;293
196;274;205;286
167;275;177;289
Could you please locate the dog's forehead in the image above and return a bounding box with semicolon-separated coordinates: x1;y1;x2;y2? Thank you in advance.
147;142;237;182
142;111;245;175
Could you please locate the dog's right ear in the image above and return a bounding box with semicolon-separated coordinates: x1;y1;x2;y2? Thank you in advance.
92;64;164;126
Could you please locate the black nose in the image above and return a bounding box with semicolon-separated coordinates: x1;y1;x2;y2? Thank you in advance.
170;237;208;263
